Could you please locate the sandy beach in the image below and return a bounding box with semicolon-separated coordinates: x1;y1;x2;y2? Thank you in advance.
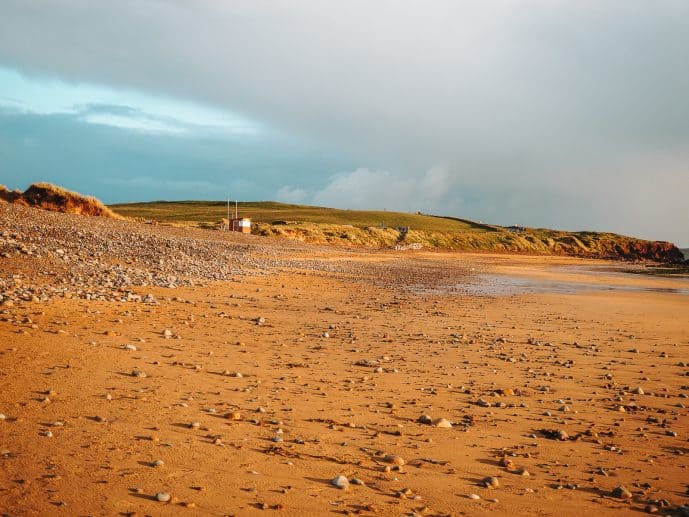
1;205;688;516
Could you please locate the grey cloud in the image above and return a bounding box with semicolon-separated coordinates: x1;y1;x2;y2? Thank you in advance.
0;1;688;244
0;107;355;203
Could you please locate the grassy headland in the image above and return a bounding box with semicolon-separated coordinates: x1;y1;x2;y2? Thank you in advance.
111;200;684;263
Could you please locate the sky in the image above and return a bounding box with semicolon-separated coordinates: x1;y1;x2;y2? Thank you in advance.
0;1;688;246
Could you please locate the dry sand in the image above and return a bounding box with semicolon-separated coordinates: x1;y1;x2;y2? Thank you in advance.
1;207;688;516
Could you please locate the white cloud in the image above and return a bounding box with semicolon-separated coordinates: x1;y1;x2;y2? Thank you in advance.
275;185;308;204
312;165;453;213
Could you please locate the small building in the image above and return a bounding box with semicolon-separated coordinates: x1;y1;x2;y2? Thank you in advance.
230;217;252;233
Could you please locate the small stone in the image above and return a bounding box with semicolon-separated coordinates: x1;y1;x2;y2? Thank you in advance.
131;370;147;378
468;493;481;500
151;459;164;467
122;344;137;351
155;491;171;502
382;454;405;466
633;387;644;395
476;398;491;407
417;414;433;425
226;411;242;421
612;486;632;499
189;422;201;429
433;418;452;428
162;329;173;339
482;476;500;489
331;475;349;489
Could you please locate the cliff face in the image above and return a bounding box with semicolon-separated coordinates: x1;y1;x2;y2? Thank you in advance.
604;240;685;263
0;183;120;219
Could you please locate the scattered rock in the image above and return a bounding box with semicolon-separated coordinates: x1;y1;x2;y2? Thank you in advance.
482;476;500;489
331;475;349;489
382;454;405;466
612;486;632;499
433;418;452;428
155;492;171;502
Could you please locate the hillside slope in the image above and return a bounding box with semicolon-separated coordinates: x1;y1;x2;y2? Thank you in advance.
111;200;684;263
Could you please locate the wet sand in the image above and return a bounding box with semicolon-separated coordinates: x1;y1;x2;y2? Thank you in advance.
1;226;688;515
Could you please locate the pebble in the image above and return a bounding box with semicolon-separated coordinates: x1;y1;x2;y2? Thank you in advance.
468;493;481;500
155;492;171;502
482;476;500;489
151;459;164;467
417;414;432;424
612;486;632;499
331;475;349;489
122;344;137;351
382;454;406;466
433;418;452;428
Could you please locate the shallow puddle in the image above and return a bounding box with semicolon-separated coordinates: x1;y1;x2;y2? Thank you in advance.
413;268;689;296
461;274;689;296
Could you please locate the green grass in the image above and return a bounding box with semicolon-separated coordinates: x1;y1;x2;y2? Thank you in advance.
109;200;494;233
109;200;683;263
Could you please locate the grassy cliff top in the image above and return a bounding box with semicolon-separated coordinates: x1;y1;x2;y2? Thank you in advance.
109;200;497;233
